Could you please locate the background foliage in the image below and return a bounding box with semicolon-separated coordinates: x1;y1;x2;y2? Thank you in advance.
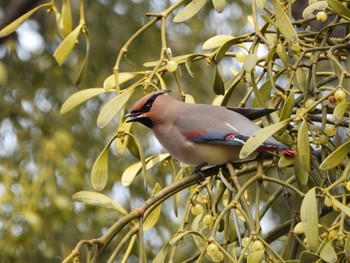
2;0;350;262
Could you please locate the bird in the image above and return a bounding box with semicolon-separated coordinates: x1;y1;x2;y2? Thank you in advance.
125;89;296;172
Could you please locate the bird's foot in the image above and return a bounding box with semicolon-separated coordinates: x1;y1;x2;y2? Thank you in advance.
192;163;208;183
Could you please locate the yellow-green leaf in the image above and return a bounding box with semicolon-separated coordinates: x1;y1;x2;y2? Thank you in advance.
202;35;234;50
302;1;329;19
212;0;226;13
121;153;170;187
256;0;268;9
297;119;310;172
115;122;132;156
239;118;292;159
0;3;51;37
103;72;141;91
91;143;110;191
97;87;135;128
214;37;242;63
300;251;319;263
243;54;258;73
72;191;128;215
294;154;308;186
333;102;350;123
327;0;350;19
169;230;205;245
273;0;298;43
276;42;288;65
60;88;106;114
247;249;265;263
212;66;225;95
345;232;350;256
74;30;90;85
320;240;337;263
173;0;207;23
184;94;195;103
328;195;350;217
320;140;350;170
143;183;162;231
278;154;295;168
296;68;307;93
152;242;171;263
280;91;295;122
61;0;72;36
53;24;83;65
300;188;319;252
252;69;285;108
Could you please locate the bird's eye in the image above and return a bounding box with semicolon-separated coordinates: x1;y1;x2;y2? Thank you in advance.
144;103;152;111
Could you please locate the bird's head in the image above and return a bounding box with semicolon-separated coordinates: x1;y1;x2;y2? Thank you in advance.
125;89;171;128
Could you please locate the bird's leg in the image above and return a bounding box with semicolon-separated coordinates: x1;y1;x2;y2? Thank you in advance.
192;162;208;182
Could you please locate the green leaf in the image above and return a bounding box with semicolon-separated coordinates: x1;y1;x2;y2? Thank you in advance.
184;94;195;103
115;122;132;156
185;54;205;77
239;118;292;159
300;188;319;252
276;42;288;64
327;0;350;19
72;191;128;215
61;0;73;36
278;154;295;168
143;183;162;231
214;37;242;63
97;87;135;128
247;249;265;263
103;72;141;90
320;140;350;170
320;240;337;263
152;242;171;263
212;0;226;13
173;0;207;23
243;54;258;73
256;0;268;9
280;91;295;122
300;251;319;263
121;153;170;187
333;102;350;123
294;154;309;185
53;24;83;65
251;79;264;108
203;35;234;50
273;0;299;43
91;141;111;191
328;195;350;217
0;3;51;37
302;1;329;19
266;45;277;63
169;230;205;245
296;68;307;93
345;232;350;256
212;66;225;95
60;88;106;114
252;69;285;108
297;119;310;172
75;30;90;85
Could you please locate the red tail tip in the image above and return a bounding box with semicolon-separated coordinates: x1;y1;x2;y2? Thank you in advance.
281;149;297;155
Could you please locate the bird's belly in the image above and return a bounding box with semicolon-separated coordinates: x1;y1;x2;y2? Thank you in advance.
164;142;257;167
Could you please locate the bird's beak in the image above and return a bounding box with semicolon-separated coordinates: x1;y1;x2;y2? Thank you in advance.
124;111;142;122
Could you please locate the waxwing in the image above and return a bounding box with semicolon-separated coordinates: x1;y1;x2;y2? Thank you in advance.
125;90;296;170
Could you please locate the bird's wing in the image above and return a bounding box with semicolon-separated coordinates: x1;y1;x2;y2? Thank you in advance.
184;129;250;147
227;108;277;120
183;128;296;155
